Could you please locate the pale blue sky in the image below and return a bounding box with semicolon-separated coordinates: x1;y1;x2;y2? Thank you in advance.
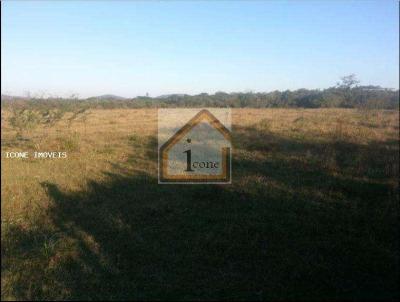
2;0;399;98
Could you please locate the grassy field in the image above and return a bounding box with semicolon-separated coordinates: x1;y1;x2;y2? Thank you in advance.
1;108;399;300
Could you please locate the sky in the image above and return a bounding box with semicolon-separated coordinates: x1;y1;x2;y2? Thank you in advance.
1;0;399;98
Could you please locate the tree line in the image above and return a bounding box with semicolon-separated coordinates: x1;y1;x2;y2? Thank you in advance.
2;75;398;110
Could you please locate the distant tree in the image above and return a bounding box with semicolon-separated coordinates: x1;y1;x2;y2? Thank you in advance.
9;108;41;137
9;106;68;138
336;74;360;89
336;74;360;107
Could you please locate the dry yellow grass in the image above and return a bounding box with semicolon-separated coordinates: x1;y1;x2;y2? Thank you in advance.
1;108;399;300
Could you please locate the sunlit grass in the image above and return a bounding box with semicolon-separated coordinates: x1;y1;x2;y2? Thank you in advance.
1;108;399;300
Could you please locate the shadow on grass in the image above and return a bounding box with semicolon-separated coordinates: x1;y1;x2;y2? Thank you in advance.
2;125;399;300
